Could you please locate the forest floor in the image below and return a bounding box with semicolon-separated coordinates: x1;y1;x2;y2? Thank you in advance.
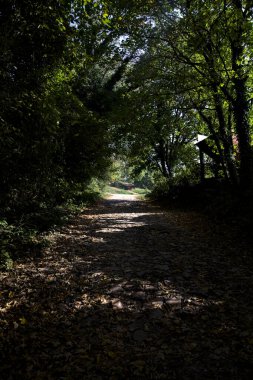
0;193;253;379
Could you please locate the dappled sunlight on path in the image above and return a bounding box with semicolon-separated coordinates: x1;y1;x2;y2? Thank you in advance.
1;196;253;379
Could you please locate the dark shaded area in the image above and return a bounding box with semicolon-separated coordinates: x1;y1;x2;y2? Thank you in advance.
152;181;253;243
0;198;253;379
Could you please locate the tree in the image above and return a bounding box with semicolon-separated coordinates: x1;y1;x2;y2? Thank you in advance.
149;0;253;186
0;0;73;214
110;53;198;183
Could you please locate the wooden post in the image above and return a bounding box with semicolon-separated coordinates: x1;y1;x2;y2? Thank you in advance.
200;149;205;183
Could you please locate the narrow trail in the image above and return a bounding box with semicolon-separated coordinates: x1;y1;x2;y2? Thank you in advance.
0;195;253;379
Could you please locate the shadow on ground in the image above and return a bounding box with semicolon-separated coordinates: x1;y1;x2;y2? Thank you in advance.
0;198;253;379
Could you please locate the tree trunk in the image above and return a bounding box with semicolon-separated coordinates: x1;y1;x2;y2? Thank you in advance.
196;106;229;181
203;39;239;185
212;89;239;185
231;31;253;186
226;0;253;187
155;140;171;179
232;78;253;187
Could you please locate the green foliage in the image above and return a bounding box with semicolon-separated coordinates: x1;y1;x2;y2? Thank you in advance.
0;250;13;271
0;0;118;265
148;177;170;200
0;218;45;269
66;179;104;206
0;220;13;270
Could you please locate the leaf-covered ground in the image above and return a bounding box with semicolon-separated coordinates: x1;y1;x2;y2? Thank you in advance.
0;195;253;379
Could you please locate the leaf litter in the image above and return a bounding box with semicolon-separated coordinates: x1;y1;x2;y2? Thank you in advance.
0;195;253;379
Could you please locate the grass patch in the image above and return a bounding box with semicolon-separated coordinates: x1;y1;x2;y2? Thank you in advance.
104;185;150;198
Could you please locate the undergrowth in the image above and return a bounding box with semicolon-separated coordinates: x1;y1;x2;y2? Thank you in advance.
0;184;102;270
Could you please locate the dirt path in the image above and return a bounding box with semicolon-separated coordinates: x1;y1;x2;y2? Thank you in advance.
0;196;253;379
